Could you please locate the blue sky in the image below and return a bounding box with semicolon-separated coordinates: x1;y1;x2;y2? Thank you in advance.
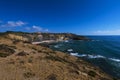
0;0;120;35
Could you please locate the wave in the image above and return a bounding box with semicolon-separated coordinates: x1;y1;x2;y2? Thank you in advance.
67;49;73;52
70;53;79;56
70;53;105;58
54;44;62;48
109;58;120;62
64;40;69;42
69;53;120;63
87;54;105;58
50;36;120;78
54;45;59;48
78;54;87;57
91;40;101;42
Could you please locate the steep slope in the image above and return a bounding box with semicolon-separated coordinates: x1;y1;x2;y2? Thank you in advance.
0;31;90;42
0;32;113;80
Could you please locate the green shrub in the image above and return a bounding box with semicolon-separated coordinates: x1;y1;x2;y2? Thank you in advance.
28;58;33;63
69;70;79;75
31;47;37;50
88;70;97;77
45;55;67;63
0;53;10;57
0;44;15;56
19;60;25;64
17;51;28;56
23;72;35;78
113;78;118;80
8;45;17;49
47;74;57;80
12;40;20;44
0;44;15;54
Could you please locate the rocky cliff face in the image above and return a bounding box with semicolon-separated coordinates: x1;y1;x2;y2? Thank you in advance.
0;31;114;80
1;31;90;42
8;34;29;41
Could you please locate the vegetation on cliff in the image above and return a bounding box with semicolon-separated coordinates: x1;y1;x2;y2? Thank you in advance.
0;31;114;80
0;31;90;42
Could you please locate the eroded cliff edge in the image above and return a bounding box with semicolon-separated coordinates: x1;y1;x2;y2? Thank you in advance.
0;31;113;80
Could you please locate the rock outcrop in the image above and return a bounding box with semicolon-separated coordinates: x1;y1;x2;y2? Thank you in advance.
1;31;90;42
0;31;114;80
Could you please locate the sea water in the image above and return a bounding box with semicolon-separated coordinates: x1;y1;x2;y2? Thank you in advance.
50;36;120;78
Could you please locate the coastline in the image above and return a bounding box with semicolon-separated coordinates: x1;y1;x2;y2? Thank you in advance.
0;32;114;80
49;38;120;79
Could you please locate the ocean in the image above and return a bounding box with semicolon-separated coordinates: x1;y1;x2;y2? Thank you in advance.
49;36;120;78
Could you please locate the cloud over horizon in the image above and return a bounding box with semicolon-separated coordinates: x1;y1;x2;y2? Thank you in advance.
1;21;27;27
32;25;42;31
93;30;120;35
0;20;49;32
26;25;49;32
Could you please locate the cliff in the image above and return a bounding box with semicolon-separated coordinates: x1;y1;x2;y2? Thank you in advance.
0;31;90;42
0;31;114;80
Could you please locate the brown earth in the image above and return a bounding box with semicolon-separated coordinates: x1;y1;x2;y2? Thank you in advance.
0;33;114;80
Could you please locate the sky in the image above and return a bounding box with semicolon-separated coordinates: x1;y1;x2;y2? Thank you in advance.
0;0;120;35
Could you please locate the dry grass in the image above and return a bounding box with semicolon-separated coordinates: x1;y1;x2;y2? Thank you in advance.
0;35;113;80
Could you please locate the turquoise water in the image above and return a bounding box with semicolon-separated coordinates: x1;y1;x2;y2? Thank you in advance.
50;36;120;78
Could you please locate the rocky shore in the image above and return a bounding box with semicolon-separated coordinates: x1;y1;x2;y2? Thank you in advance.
0;31;114;80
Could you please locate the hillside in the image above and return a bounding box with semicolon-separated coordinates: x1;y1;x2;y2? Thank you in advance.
0;31;90;42
0;31;114;80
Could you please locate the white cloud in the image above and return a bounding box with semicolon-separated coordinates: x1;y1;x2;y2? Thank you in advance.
0;20;49;32
93;30;120;35
32;25;42;31
1;21;27;27
44;29;49;32
25;26;49;32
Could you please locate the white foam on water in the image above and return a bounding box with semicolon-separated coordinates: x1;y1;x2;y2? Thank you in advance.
70;53;105;59
54;44;63;48
91;40;100;42
78;54;87;57
70;53;79;56
64;40;69;42
67;49;73;52
69;52;120;63
87;54;105;59
54;45;59;48
109;58;120;62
